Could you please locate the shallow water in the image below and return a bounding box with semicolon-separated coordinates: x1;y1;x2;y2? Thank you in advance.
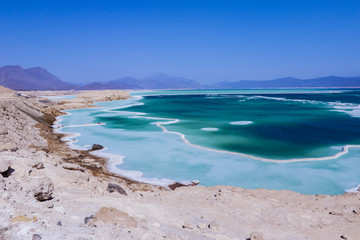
45;95;78;100
57;89;360;194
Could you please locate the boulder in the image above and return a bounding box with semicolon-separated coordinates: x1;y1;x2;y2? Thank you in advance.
106;183;127;196
32;234;41;240
91;144;104;151
10;147;19;152
33;177;54;201
32;161;44;169
84;215;94;224
0;160;11;173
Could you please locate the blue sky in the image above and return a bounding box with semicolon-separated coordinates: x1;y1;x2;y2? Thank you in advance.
0;0;359;83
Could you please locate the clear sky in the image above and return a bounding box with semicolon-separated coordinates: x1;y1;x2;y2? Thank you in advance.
0;0;359;83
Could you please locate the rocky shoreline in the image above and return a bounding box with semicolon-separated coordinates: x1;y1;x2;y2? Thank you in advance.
1;87;360;240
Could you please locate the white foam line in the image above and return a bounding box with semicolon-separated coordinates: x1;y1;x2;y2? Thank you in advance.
345;184;360;193
131;90;351;98
62;123;106;128
85;148;177;188
247;95;360;115
106;102;144;111
60;132;88;150
53;112;70;127
245;95;360;119
99;97;145;116
52;112;104;150
247;95;321;104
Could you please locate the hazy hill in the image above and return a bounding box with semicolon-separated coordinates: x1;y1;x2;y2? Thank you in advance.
81;77;141;90
81;74;201;90
1;65;360;90
139;73;201;89
0;65;76;90
211;76;360;89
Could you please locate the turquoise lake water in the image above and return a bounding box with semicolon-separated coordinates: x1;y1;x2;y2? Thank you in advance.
45;95;78;100
57;89;360;194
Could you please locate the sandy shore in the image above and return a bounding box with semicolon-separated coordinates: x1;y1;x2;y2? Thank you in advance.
1;87;360;240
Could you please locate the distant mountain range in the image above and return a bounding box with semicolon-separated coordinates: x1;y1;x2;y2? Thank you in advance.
81;73;201;90
0;65;76;90
212;76;360;89
1;65;360;91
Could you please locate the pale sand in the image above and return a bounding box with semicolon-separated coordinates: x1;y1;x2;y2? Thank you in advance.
0;86;359;240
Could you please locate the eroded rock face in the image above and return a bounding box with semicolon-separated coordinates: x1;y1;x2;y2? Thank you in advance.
32;177;54;201
0;101;47;151
61;162;85;172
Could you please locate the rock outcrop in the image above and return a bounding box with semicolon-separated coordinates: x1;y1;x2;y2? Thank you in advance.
32;177;54;201
106;183;127;195
91;144;104;151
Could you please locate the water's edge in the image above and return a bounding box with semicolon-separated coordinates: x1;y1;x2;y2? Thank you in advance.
52;93;360;195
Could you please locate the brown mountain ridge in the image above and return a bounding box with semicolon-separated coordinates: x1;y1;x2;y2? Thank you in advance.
0;65;76;91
